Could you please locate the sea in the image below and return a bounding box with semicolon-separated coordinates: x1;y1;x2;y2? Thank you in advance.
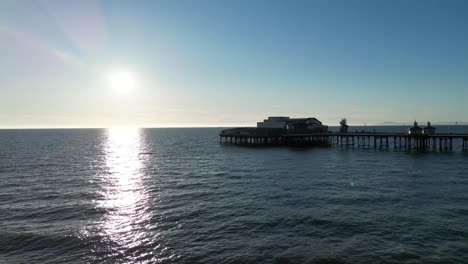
1;126;468;264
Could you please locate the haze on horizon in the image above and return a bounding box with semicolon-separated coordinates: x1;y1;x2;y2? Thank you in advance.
1;0;468;128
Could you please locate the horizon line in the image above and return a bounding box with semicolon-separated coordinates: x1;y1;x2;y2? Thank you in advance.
1;123;467;130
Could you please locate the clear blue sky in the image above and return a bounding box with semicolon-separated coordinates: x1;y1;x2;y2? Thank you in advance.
1;0;467;127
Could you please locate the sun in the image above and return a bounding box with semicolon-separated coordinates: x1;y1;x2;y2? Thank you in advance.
108;69;136;94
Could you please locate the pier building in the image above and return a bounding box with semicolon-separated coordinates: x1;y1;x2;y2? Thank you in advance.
407;121;423;135
423;122;436;135
257;116;328;133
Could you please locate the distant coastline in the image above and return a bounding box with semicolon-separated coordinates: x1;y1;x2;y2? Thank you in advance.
377;121;468;126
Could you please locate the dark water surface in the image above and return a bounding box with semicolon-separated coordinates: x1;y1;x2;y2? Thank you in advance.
1;128;468;264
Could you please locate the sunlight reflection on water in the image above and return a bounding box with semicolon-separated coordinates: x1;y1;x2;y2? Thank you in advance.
77;128;177;263
96;128;155;262
102;128;149;241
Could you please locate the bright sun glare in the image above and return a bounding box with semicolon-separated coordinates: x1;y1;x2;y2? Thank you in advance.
108;70;136;95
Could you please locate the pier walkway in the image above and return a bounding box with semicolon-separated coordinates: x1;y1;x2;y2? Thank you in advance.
219;129;468;152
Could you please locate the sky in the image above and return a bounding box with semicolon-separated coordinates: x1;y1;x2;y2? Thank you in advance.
1;0;468;128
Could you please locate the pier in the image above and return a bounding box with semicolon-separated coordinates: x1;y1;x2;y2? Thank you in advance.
220;117;468;152
220;130;468;152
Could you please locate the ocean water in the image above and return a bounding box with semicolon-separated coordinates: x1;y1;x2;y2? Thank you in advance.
1;127;468;264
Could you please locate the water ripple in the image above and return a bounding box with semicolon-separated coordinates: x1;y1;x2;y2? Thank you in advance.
1;128;468;263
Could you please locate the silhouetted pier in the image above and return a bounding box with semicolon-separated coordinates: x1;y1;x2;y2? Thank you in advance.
219;129;468;152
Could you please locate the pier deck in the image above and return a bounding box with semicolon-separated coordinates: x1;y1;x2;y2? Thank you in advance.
219;129;468;152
